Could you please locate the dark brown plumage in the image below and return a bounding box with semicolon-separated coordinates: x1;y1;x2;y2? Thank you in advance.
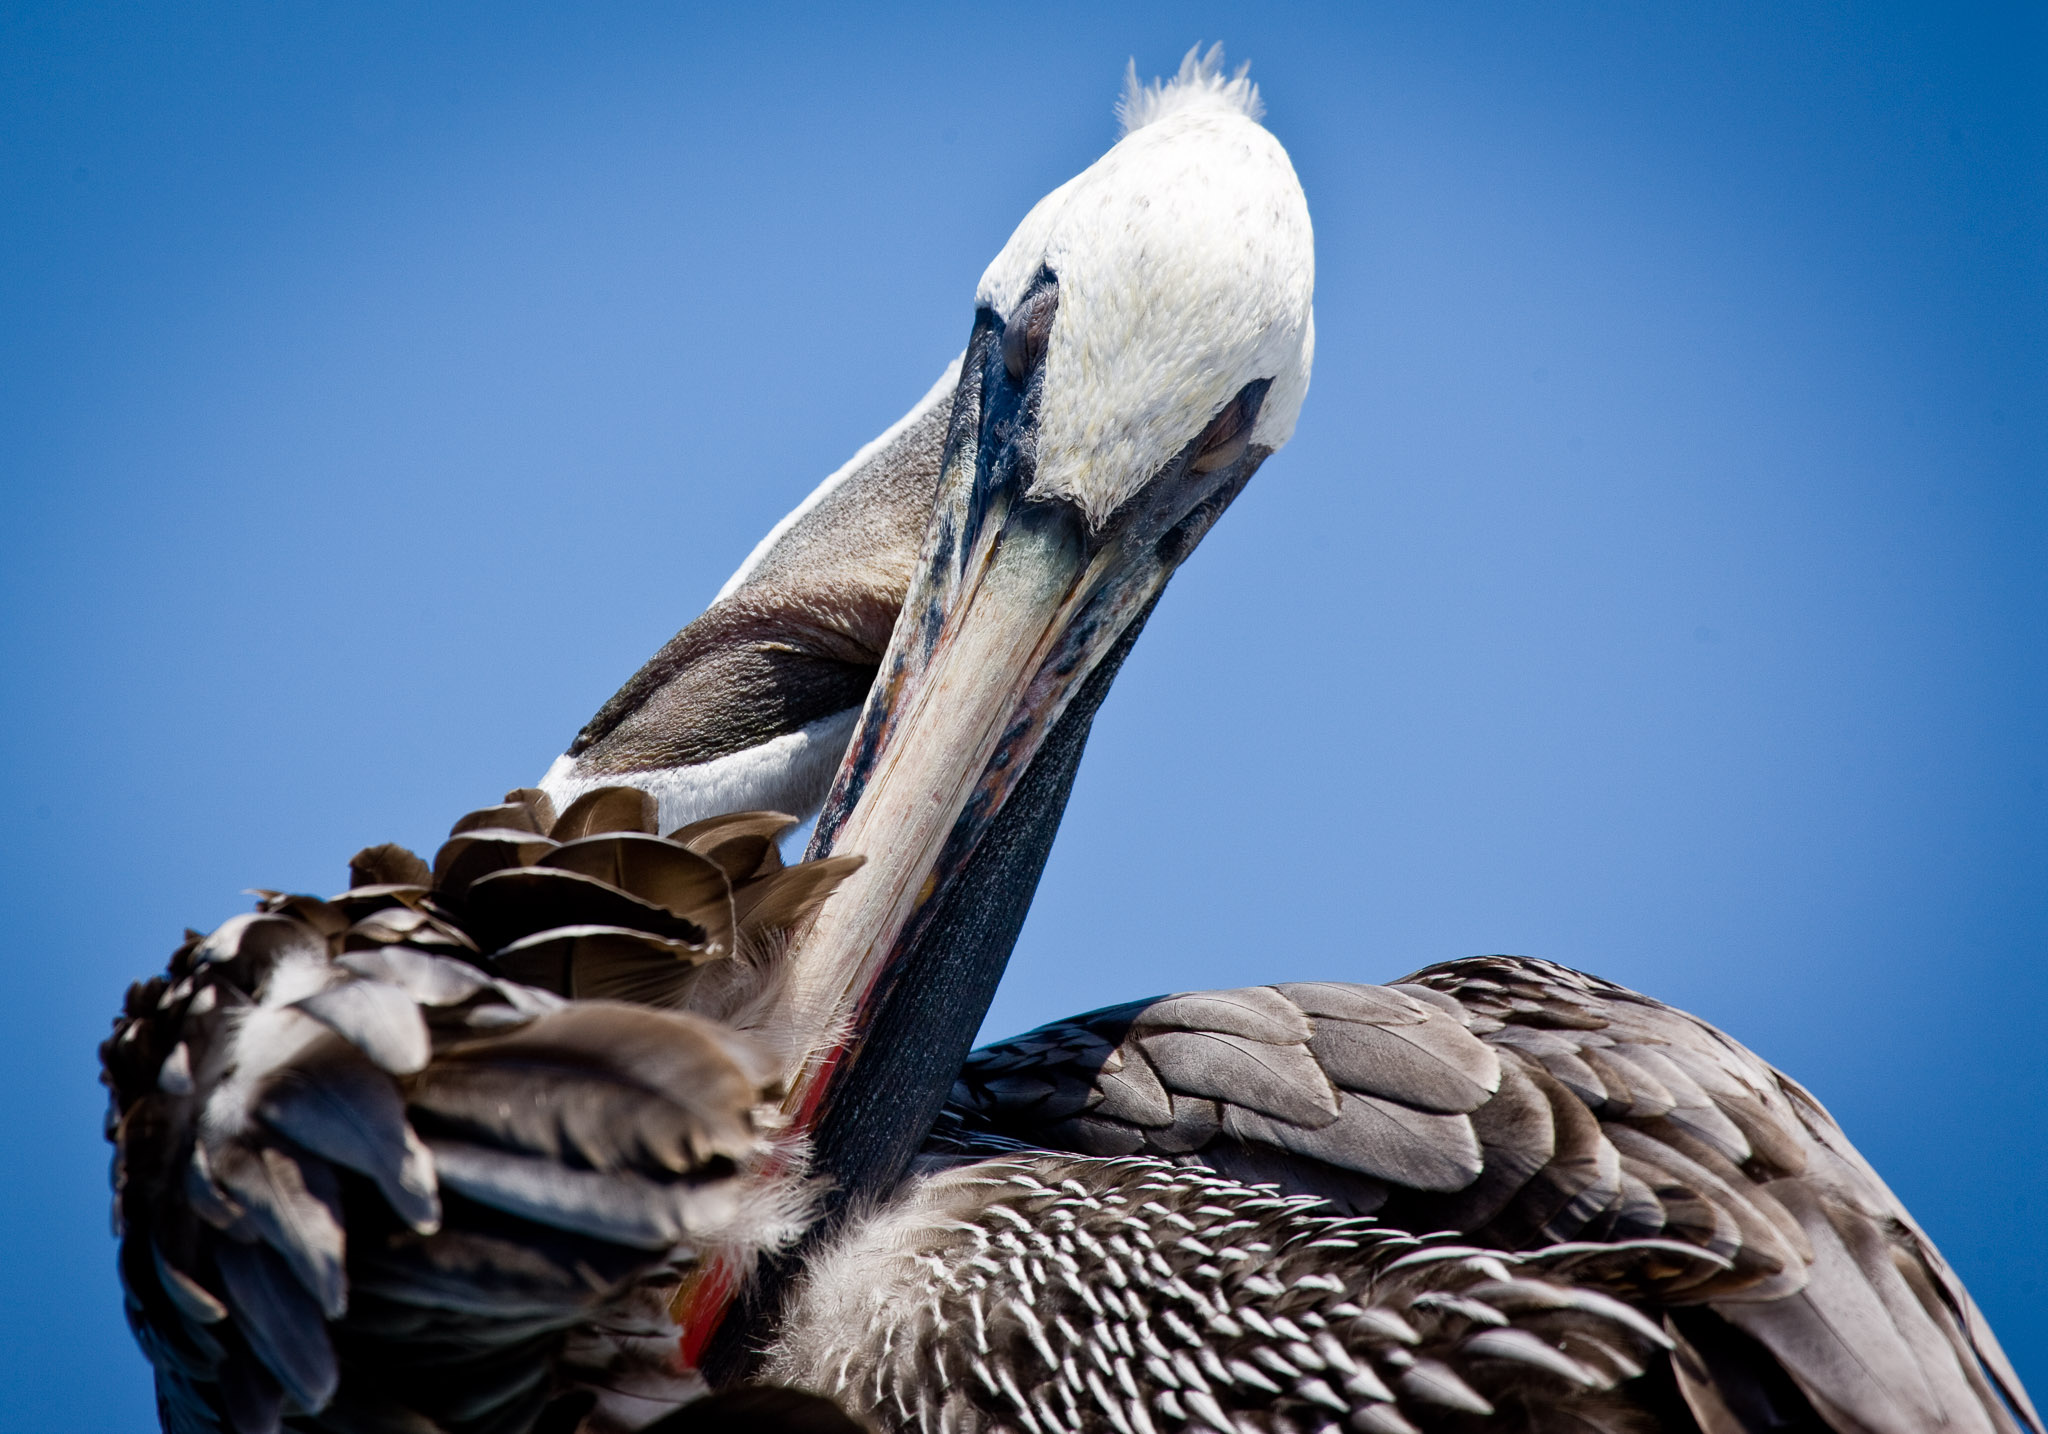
102;787;857;1434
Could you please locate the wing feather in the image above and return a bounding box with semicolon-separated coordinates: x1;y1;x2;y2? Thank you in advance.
1089;1044;1175;1127
1222;1089;1484;1191
1136;1027;1341;1126
104;793;814;1434
1301;1008;1500;1114
940;957;2039;1434
213;1239;339;1413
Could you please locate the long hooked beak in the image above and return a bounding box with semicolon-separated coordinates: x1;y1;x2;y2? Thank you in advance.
679;284;1273;1372
784;283;1274;1192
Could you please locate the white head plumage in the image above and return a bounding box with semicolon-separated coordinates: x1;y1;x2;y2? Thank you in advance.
976;47;1315;526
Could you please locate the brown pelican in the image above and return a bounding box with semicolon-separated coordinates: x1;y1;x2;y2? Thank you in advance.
106;49;2038;1434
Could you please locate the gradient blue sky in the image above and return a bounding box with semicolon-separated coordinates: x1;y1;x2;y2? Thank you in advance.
2;4;2042;1427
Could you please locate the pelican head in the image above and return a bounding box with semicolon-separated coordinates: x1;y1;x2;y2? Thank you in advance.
539;52;1311;850
545;47;1315;1367
976;67;1313;530
543;38;1313;1234
782;49;1315;1200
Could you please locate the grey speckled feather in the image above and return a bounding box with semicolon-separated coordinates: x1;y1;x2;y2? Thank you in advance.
767;1153;1712;1434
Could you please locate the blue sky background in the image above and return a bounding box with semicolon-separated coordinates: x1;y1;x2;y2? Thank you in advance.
1;3;2041;1426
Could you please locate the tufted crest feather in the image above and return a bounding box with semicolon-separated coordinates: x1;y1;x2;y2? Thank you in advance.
1118;44;1265;136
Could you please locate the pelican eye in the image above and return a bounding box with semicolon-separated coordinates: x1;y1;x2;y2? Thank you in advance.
1001;285;1059;384
1190;389;1256;473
